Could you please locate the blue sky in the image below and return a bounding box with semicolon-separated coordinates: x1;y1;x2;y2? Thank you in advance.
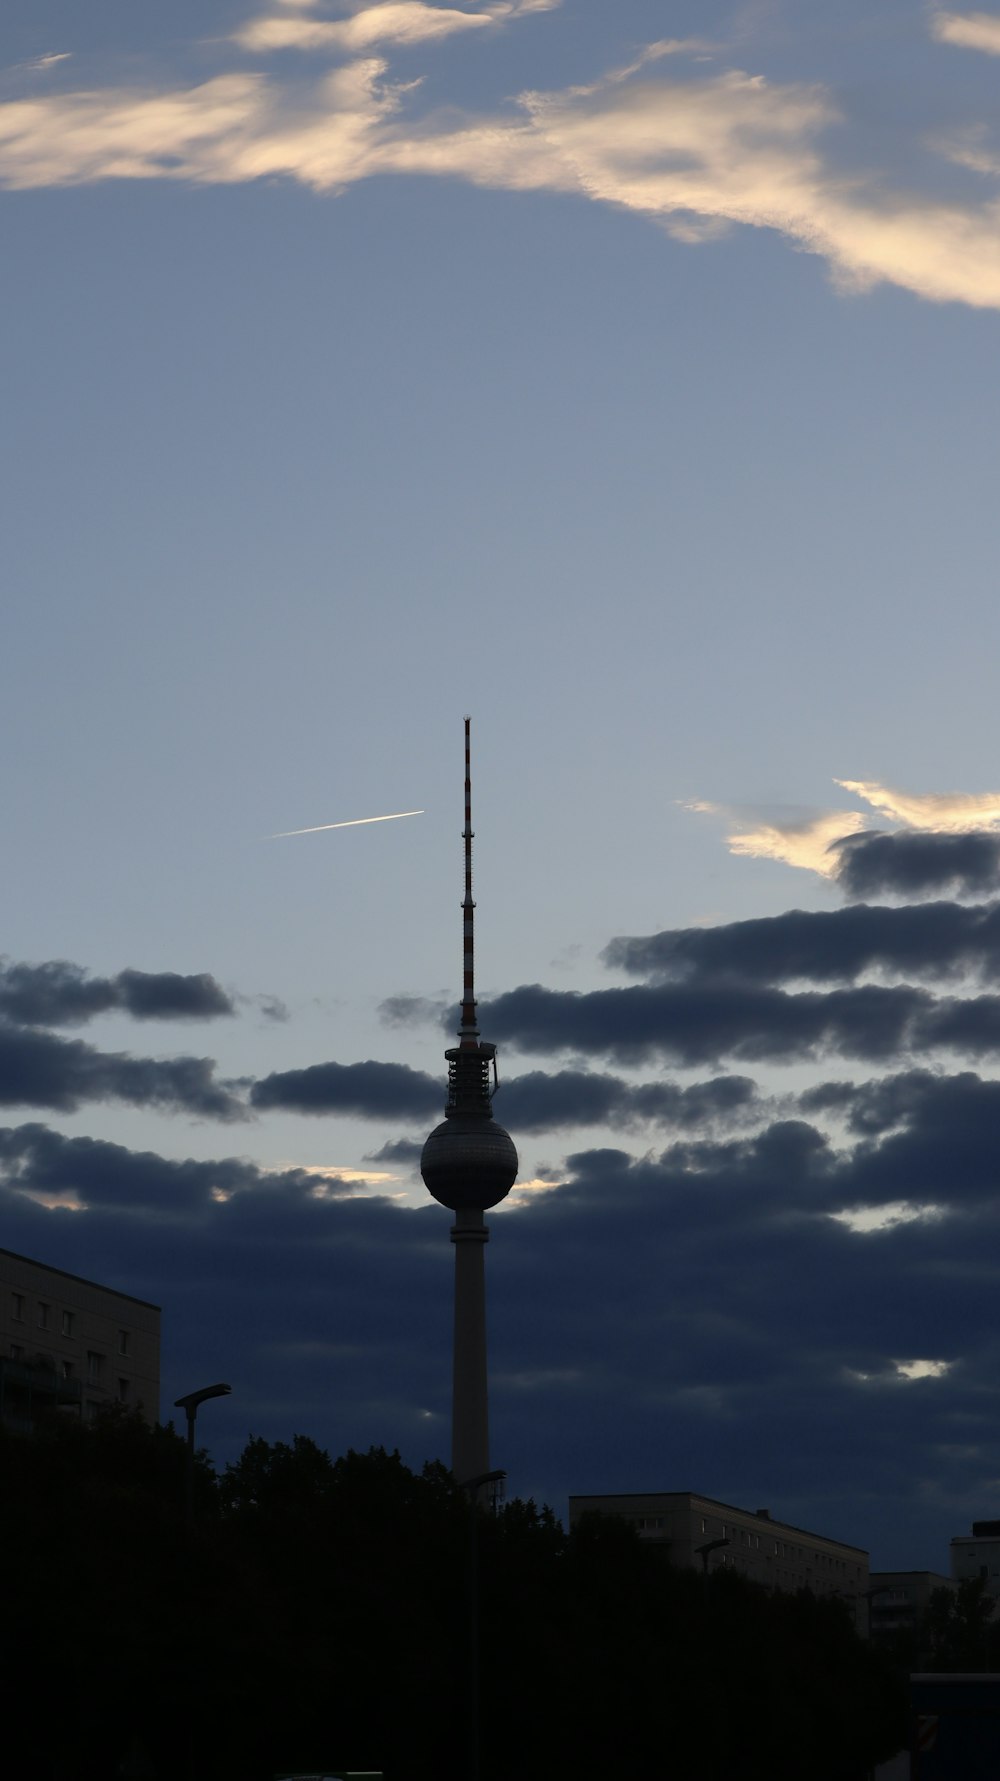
5;0;1000;1572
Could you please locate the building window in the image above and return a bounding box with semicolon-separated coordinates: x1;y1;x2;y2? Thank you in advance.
61;1310;74;1337
118;1330;130;1357
701;1518;707;1533
87;1351;104;1382
9;1343;24;1361
61;1360;74;1380
118;1379;130;1402
37;1302;50;1330
11;1293;24;1322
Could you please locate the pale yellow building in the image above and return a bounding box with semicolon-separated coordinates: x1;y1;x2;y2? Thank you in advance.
569;1491;869;1623
0;1246;160;1430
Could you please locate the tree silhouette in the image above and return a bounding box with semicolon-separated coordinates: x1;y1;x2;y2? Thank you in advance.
0;1415;905;1780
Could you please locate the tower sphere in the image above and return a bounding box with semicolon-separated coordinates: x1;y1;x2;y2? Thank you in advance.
421;1115;518;1212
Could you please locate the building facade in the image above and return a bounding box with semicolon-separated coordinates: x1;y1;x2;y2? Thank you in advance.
568;1491;869;1618
0;1247;160;1431
950;1520;1000;1608
868;1570;956;1644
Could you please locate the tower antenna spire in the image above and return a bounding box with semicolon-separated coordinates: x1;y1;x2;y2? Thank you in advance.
460;715;478;1047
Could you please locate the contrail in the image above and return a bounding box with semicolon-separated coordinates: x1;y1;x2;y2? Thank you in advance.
268;810;424;839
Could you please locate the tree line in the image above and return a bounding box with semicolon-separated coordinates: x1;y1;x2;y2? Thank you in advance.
1;1408;910;1779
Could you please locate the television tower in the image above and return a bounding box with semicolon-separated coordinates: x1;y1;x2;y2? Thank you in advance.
421;718;518;1487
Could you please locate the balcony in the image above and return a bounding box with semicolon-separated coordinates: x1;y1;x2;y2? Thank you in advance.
0;1355;83;1419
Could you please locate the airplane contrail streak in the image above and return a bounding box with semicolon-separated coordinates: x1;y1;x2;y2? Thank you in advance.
268;810;425;839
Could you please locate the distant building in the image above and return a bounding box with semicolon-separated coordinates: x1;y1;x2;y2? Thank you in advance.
868;1570;956;1644
950;1520;1000;1609
568;1490;869;1625
0;1247;160;1431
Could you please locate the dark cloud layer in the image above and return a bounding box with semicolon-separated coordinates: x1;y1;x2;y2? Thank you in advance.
251;1058;761;1134
0;1023;243;1119
11;894;1000;1575
0;959;234;1026
832;830;1000;900
6;1084;1000;1574
481;979;1000;1066
251;1059;443;1119
604;901;1000;987
0;1123;362;1214
501;1069;760;1133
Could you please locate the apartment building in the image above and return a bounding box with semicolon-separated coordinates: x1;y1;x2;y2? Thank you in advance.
950;1520;1000;1609
868;1570;955;1644
568;1490;869;1621
0;1246;160;1431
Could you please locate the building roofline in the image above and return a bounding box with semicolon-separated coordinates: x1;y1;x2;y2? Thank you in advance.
568;1490;868;1556
0;1247;160;1311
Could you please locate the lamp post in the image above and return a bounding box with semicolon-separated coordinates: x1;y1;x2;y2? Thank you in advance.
695;1536;731;1577
459;1467;506;1781
174;1381;231;1529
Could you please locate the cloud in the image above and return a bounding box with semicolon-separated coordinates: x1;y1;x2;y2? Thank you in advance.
514;66;1000;310
0;1121;363;1215
481;977;1000;1067
251;1056;443;1117
800;1065;1000;1142
378;994;451;1027
6;17;1000;309
931;9;1000;55
364;1135;426;1165
0;63;399;192
835;779;1000;831
252;1054;764;1132
690;782;1000;881
683;800;866;877
832;831;1000;900
234;1;554;55
501;1068;762;1133
0;959;235;1026
605;901;1000;987
0;1024;244;1118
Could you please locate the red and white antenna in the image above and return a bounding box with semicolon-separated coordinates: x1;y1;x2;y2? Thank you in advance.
460;715;479;1048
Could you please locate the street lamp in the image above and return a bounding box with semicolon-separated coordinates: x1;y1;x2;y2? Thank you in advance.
174;1381;231;1529
695;1536;731;1577
458;1468;506;1781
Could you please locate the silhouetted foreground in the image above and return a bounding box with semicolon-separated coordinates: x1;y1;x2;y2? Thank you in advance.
0;1409;906;1779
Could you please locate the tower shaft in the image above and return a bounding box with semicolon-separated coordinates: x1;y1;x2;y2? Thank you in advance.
450;1207;490;1482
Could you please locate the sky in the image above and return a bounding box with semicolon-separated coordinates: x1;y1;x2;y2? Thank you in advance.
4;0;1000;1573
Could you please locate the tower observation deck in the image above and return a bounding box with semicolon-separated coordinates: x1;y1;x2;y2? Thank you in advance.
420;719;517;1486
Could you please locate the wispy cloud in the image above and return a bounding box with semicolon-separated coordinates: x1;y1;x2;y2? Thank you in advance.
684;799;865;876
836;779;1000;831
234;1;554;56
7;9;1000;309
931;9;1000;55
